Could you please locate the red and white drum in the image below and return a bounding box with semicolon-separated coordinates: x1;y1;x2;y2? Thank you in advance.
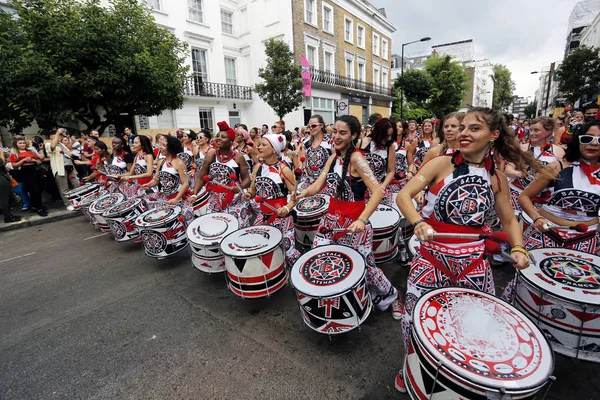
64;183;101;210
79;192;101;226
135;206;188;259
294;195;330;247
370;205;401;263
405;287;554;400
192;187;210;217
522;211;534;233
187;213;239;273
514;248;600;362
290;245;372;335
408;235;421;258
103;198;146;242
88;193;125;233
220;225;286;298
393;197;418;243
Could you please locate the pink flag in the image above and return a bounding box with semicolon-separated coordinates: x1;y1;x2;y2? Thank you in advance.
300;55;311;97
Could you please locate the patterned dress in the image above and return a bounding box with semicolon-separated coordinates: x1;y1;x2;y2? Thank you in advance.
412;139;431;171
298;138;332;192
388;141;408;193
364;141;393;206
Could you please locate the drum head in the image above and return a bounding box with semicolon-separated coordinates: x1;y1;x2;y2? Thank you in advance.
408;235;420;256
413;287;553;392
370;205;400;229
104;198;142;217
187;213;239;245
136;206;181;227
291;245;366;298
89;193;125;214
220;225;282;258
64;184;95;197
522;249;600;305
295;195;329;217
79;193;100;206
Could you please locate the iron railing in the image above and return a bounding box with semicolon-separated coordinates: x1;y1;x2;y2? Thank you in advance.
310;66;393;97
184;75;253;100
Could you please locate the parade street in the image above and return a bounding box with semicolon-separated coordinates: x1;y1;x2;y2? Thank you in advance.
0;217;598;400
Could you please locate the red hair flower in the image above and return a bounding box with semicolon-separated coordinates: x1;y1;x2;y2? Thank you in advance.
278;136;284;142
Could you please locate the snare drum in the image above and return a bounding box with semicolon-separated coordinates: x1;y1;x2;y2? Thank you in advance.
408;235;420;258
406;287;554;399
290;245;372;335
192;187;210;217
88;193;125;233
64;184;101;210
103;198;146;242
135;206;188;259
79;192;100;226
294;195;330;247
514;249;600;362
220;225;286;298
187;213;239;273
370;205;401;263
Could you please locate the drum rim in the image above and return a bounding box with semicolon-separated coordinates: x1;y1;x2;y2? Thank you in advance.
219;225;284;258
290;244;367;298
135;206;182;227
103;198;143;217
411;286;555;391
369;204;401;228
89;193;125;213
64;184;99;196
295;195;330;217
186;213;239;245
520;248;600;306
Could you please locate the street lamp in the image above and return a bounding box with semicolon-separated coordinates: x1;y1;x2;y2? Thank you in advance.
400;36;431;118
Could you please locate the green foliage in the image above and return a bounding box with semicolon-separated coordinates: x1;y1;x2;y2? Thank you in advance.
523;100;538;119
492;64;516;110
398;102;433;121
254;39;303;120
556;46;600;104
394;69;432;105
0;0;189;133
425;55;468;118
368;113;382;124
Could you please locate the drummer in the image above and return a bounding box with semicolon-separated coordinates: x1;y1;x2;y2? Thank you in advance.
394;107;532;393
297;114;332;192
177;129;198;171
105;136;133;176
189;122;253;227
421;112;464;163
295;115;401;317
388;119;412;193
407;118;436;173
519;119;600;253
195;129;213;176
359;117;396;206
243;133;300;269
119;135;155;188
83;141;109;184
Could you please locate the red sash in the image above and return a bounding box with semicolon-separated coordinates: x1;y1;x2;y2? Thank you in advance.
260;197;288;225
327;198;365;220
207;182;235;208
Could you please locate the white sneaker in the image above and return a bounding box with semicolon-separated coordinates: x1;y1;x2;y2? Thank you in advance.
66;205;75;211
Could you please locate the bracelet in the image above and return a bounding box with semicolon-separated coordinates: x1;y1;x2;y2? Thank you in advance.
510;246;529;257
283;206;290;214
357;217;367;225
412;219;425;228
533;216;545;223
189;194;197;199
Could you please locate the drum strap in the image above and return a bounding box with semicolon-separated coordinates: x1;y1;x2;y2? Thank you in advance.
425;218;489;244
420;244;485;284
260;197;287;225
207;182;235;208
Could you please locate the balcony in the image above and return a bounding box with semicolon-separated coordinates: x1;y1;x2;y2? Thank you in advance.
310;67;393;98
184;75;253;101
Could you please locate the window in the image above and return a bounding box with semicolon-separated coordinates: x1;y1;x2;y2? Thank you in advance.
322;4;333;33
305;0;316;25
372;33;380;56
382;69;388;88
306;45;317;67
147;0;160;10
324;51;333;72
357;25;365;49
157;110;175;129
229;111;241;127
199;108;214;131
373;66;380;86
192;48;208;81
188;0;203;23
344;17;353;43
391;58;397;69
224;57;237;85
345;57;354;79
382;38;388;60
357;61;365;81
221;10;233;34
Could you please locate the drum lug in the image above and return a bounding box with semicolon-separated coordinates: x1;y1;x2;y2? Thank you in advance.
538;375;556;400
427;360;443;400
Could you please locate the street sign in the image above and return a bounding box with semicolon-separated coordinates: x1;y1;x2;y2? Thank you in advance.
337;99;349;116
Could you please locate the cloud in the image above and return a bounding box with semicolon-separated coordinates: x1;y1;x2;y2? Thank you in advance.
371;0;581;98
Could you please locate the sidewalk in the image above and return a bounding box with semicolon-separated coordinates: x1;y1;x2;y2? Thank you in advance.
0;203;82;233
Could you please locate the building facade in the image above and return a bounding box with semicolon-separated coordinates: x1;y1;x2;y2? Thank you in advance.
534;61;562;117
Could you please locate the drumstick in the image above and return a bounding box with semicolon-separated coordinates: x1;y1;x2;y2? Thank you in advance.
254;196;280;213
293;168;302;195
318;227;350;234
543;223;588;233
202;175;233;191
485;241;518;263
229;173;246;194
428;231;509;242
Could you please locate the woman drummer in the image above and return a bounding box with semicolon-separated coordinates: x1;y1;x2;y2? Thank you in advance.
360;117;396;206
295;115;401;317
407;118;436;172
394;107;532;393
189;122;253;227
195;129;213;173
421;112;464;163
388;119;412;193
119;135;155;192
234;126;258;172
243;134;301;269
519;119;600;253
105;136;133;176
297;114;332;192
83;141;109;184
143;135;189;206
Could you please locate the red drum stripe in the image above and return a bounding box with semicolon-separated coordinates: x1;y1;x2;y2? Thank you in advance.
228;275;287;298
227;262;285;284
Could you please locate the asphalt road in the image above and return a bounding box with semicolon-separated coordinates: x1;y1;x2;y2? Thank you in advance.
0;216;598;400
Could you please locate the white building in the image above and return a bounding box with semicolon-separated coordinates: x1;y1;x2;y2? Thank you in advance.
580;8;600;48
566;0;600;55
534;61;562;117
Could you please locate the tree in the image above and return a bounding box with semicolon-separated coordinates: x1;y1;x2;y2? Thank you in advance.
425;55;468;118
254;39;303;120
0;0;189;134
524;100;538;119
556;46;600;104
492;64;516;110
393;102;433;121
394;69;432;106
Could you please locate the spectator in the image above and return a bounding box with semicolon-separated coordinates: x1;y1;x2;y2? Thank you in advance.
583;103;599;122
261;124;269;136
47;128;81;211
0;150;21;223
32;135;62;203
10;136;47;216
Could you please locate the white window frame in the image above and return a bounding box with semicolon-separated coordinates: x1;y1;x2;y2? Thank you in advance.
224;57;237;85
187;0;203;23
147;0;161;10
306;44;318;68
198;108;214;131
381;38;388;60
221;9;234;35
356;24;365;50
372;32;380;57
191;47;209;82
357;57;366;82
344;16;353;44
304;0;317;26
382;67;389;88
372;64;381;86
323;50;334;73
322;3;333;34
345;52;355;79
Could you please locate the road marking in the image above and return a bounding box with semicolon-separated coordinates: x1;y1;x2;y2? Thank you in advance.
83;233;109;241
0;252;36;264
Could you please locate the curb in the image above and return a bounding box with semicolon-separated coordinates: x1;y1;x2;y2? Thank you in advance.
0;211;83;233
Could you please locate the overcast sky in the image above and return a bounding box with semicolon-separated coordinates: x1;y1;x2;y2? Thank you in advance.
371;0;581;101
